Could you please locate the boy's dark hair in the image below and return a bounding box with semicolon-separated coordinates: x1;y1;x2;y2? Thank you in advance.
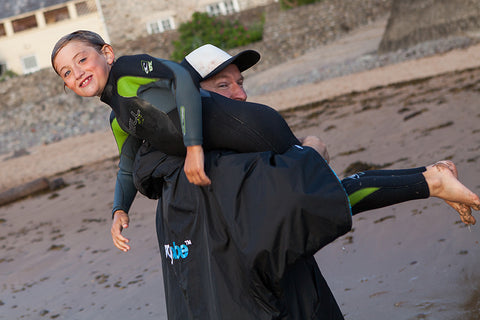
51;30;108;74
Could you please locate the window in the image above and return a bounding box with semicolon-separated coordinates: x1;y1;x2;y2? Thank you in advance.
12;15;38;33
76;0;97;16
161;19;173;31
147;17;175;34
0;23;5;37
206;0;239;16
148;21;161;34
206;3;222;16
224;0;237;14
21;55;39;74
44;7;70;24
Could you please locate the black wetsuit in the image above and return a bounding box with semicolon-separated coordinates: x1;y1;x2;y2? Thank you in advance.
104;54;429;216
103;54;300;215
101;55;299;157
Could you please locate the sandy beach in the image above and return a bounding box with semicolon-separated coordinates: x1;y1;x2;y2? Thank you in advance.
1;21;480;319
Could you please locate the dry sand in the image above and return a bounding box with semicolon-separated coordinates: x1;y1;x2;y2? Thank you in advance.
1;25;480;319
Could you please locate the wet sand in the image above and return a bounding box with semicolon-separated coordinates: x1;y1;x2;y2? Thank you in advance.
297;67;480;320
1;34;480;319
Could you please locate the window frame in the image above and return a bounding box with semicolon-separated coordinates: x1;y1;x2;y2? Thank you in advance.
206;0;240;16
21;54;40;74
44;6;70;24
146;17;175;35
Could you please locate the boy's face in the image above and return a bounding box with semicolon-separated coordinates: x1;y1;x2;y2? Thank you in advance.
200;64;247;101
54;41;114;97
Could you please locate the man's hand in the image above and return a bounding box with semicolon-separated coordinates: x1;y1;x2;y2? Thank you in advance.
111;210;130;252
300;136;330;163
184;145;211;186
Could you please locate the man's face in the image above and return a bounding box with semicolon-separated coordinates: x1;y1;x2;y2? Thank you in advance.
200;64;247;101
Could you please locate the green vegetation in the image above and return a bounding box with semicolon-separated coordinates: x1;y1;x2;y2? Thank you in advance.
280;0;323;9
0;69;18;82
171;12;264;61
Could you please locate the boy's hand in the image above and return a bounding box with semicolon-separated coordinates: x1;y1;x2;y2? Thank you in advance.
185;145;211;186
111;210;130;252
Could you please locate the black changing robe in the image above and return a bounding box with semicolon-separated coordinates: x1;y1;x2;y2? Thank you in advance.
134;144;352;320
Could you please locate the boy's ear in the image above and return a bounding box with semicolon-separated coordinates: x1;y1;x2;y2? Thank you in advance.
102;44;115;64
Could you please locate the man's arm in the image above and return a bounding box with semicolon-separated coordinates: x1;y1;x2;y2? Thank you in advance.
299;136;330;163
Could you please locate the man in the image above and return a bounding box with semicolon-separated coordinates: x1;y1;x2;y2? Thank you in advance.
109;45;479;319
180;44;329;160
110;45;346;320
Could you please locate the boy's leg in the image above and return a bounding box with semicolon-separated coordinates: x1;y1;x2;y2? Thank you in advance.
343;162;480;224
350;167;426;177
342;172;430;215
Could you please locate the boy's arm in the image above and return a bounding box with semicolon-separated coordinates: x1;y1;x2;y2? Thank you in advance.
110;114;142;251
185;145;211;186
153;59;210;185
159;59;203;148
110;115;141;216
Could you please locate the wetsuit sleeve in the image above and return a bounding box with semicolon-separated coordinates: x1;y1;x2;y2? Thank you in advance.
159;59;203;147
110;113;142;216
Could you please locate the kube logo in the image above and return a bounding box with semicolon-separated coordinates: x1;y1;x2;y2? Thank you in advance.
164;240;192;264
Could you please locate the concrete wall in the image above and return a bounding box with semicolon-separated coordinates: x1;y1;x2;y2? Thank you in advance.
245;0;392;70
379;0;480;53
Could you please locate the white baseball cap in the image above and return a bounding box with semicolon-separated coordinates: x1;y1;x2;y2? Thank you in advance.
180;44;260;86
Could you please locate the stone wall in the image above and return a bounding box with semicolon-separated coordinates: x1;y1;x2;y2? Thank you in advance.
0;68;110;155
0;0;392;155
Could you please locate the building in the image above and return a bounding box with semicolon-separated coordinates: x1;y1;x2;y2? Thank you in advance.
0;0;109;75
99;0;275;45
0;0;275;75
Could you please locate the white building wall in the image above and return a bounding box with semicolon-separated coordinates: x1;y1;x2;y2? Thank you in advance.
0;15;108;74
0;0;108;74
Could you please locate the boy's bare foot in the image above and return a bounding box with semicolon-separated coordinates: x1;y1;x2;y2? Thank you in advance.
427;160;458;177
427;161;475;224
445;201;476;224
424;161;480;225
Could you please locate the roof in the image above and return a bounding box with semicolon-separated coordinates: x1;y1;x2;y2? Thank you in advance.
0;0;70;20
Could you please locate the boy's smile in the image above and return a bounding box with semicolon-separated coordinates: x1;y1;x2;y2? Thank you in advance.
54;41;114;97
80;75;92;88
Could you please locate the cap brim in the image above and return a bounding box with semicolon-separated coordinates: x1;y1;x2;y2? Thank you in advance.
204;49;260;80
